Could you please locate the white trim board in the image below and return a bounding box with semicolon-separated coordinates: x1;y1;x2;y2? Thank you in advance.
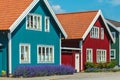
9;0;67;38
61;47;81;50
8;33;12;74
106;20;120;32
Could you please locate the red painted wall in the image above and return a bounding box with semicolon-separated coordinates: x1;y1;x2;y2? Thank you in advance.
62;52;75;68
82;16;111;70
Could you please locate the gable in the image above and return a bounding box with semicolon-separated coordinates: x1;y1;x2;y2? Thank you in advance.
82;10;114;43
0;0;67;38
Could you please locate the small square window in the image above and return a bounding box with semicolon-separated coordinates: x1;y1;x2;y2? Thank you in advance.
110;49;116;59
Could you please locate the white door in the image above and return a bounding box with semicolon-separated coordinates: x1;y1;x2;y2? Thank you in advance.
75;53;80;72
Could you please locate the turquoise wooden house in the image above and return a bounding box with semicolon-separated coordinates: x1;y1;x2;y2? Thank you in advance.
0;0;67;75
106;19;120;66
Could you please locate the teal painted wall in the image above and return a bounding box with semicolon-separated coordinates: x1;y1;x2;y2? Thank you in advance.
0;31;8;75
11;1;61;73
109;25;119;66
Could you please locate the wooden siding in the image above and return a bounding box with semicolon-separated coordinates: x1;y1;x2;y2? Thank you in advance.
109;24;119;66
11;1;61;73
82;16;111;69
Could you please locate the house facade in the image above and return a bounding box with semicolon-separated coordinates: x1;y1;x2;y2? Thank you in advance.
0;0;67;75
57;10;114;71
106;19;120;66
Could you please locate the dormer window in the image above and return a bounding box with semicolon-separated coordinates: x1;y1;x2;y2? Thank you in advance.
90;26;99;39
45;16;50;32
26;14;42;31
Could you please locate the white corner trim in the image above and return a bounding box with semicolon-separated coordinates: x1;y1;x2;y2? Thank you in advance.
60;34;62;65
82;10;100;40
43;0;67;38
8;33;12;74
119;33;120;65
9;0;39;33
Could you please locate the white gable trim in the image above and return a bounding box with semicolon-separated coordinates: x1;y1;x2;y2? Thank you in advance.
9;0;67;38
106;20;120;32
82;10;115;43
82;10;100;40
43;0;67;38
9;0;39;32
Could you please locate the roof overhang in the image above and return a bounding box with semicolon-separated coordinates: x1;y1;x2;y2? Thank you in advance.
106;20;120;32
9;0;67;38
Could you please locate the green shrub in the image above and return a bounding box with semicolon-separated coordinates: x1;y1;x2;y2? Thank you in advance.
1;70;6;77
96;63;107;69
107;61;116;68
85;62;95;69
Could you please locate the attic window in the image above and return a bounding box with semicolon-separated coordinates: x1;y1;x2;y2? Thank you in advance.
26;14;42;31
45;16;50;32
90;26;99;39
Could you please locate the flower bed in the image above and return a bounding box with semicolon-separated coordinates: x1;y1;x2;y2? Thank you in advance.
13;65;75;77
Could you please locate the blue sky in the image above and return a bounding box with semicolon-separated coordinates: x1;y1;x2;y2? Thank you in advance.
48;0;120;22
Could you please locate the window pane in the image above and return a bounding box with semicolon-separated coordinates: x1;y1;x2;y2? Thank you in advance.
46;47;49;61
42;47;45;61
34;16;37;29
50;47;53;62
21;46;24;60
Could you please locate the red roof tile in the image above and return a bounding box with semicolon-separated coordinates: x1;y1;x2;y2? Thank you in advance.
0;0;33;30
57;11;98;39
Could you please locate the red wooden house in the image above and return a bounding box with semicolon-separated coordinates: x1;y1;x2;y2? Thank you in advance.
57;10;114;72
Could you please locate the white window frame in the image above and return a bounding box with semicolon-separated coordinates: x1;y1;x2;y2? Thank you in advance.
45;16;50;32
110;49;116;59
90;26;99;39
19;43;31;64
112;32;116;42
37;45;54;63
86;48;93;62
96;49;106;63
101;28;104;40
26;14;42;31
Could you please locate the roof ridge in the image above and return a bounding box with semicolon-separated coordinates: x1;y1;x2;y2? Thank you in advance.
56;10;99;15
106;18;120;23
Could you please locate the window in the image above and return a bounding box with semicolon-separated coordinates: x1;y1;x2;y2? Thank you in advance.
20;44;30;63
37;45;54;63
101;28;104;40
45;16;50;32
90;26;99;38
110;49;116;59
26;14;42;31
96;49;106;63
86;49;93;62
112;32;116;42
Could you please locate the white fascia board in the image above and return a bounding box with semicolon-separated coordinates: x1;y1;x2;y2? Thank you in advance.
82;10;100;40
43;0;67;38
9;0;39;33
100;10;115;43
106;20;120;32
